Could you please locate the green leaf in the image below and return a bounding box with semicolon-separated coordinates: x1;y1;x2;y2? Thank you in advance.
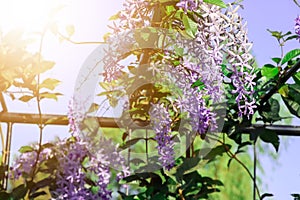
176;157;201;182
11;184;27;200
282;96;300;118
271;57;281;65
204;144;231;162
182;14;198;38
203;0;227;8
285;35;299;42
293;71;300;85
221;64;232;77
109;12;120;20
120;138;144;149
40;78;61;90
281;49;300;65
267;29;282;40
261;193;274;200
29;191;47;199
191;79;205;89
259;129;280;152
66;24;75;37
278;85;289;98
40;92;62;101
19;95;34;102
0;192;10;200
261;64;279;78
38;61;55;74
19;145;35;153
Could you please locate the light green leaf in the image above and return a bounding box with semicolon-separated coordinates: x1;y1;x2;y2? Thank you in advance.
40;92;62;101
66;24;75;37
281;49;300;65
182;14;198;39
109;12;120;20
261;64;279;78
19;95;34;102
40;78;61;90
19;146;35;153
293;71;300;85
203;0;227;8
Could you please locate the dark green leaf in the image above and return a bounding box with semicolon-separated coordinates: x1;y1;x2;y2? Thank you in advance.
204;144;231;162
285;35;299;42
176;157;201;182
203;0;227;8
283;97;300;118
281;49;300;65
0;192;10;200
11;184;27;200
259;129;280;152
120;138;144;149
29;191;47;199
260;193;274;199
271;57;281;65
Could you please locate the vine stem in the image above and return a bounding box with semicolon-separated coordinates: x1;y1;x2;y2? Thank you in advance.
207;134;261;198
29;27;47;195
57;32;106;45
253;141;257;200
259;59;300;108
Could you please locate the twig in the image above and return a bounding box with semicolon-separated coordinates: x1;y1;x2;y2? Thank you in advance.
259;59;300;108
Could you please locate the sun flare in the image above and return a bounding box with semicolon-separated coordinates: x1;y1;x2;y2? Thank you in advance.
0;0;69;31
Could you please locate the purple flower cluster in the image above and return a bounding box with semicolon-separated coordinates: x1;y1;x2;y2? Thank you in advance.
10;135;130;200
149;103;175;170
167;63;218;135
10;146;52;180
295;15;300;41
176;0;202;13
67;99;86;135
183;3;256;118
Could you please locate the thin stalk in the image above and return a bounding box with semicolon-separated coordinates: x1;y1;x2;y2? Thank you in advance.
206;134;261;198
29;28;47;191
253;141;257;200
145;129;149;164
57;32;106;45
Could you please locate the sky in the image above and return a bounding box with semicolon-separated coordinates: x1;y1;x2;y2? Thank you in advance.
0;0;299;199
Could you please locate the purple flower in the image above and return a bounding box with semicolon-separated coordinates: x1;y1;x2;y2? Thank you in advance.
176;0;201;13
295;15;300;41
67;99;86;135
149;103;175;170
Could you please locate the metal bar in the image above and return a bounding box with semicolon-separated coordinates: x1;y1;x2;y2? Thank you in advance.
243;124;300;136
0;112;300;135
0;93;7;113
0;112;119;128
3;122;13;190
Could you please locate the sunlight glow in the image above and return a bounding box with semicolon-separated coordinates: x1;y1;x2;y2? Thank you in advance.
0;0;69;31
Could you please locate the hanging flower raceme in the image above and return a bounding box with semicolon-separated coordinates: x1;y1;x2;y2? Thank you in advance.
149;103;175;170
101;0;257;170
295;15;300;41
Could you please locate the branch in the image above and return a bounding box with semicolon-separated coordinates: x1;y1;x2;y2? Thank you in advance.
57;32;106;45
259;59;300;107
293;0;300;8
